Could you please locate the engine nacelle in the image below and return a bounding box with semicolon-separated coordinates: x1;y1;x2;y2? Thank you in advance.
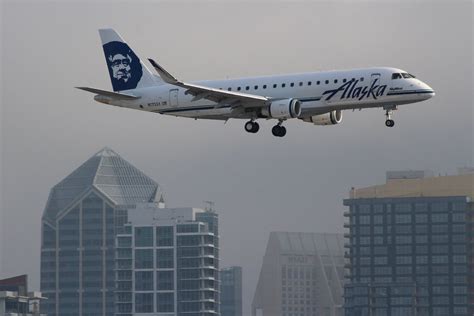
303;110;343;125
261;98;301;119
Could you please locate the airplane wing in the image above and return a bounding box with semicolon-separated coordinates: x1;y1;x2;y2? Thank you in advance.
148;59;269;108
76;87;141;100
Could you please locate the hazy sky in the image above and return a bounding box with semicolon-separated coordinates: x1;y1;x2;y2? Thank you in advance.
1;1;473;314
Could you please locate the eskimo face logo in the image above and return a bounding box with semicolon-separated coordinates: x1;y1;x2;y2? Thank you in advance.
103;41;143;91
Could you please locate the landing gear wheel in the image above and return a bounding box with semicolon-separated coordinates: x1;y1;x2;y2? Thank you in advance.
385;119;395;127
244;121;259;133
272;125;287;137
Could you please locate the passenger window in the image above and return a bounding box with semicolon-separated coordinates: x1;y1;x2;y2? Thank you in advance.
228;87;232;91
334;79;338;84
273;84;277;88
307;81;312;86
282;83;286;88
360;77;364;81
325;80;329;84
263;85;267;89
343;79;347;83
317;81;320;85
290;83;294;87
245;86;249;90
352;78;356;81
237;87;241;91
299;82;303;86
254;85;258;89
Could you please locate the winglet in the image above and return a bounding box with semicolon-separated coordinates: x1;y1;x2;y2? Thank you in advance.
148;59;179;84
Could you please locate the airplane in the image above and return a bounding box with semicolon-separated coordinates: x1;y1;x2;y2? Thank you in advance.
77;29;435;137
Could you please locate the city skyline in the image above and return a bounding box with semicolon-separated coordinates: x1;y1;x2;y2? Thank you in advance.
1;1;472;314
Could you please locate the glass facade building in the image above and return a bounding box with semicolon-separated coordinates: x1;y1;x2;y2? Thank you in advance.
220;266;242;316
252;232;345;316
343;171;474;316
115;205;220;316
40;148;163;316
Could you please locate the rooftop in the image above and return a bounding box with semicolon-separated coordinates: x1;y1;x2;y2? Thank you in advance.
42;147;162;221
349;170;473;199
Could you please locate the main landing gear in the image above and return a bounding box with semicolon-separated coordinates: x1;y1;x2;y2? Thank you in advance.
244;120;287;137
244;120;260;133
385;109;395;128
271;121;286;137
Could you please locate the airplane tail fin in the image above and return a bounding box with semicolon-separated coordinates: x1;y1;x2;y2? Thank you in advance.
99;28;162;92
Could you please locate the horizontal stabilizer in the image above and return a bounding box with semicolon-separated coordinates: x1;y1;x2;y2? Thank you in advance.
76;87;140;100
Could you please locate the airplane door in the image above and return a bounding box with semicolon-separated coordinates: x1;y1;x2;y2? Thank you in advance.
371;73;381;86
169;89;178;107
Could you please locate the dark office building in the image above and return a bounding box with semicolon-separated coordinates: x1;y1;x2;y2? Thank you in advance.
40;148;163;316
343;170;474;316
221;266;242;316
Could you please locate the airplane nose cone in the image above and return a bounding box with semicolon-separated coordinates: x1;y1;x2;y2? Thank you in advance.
420;81;435;99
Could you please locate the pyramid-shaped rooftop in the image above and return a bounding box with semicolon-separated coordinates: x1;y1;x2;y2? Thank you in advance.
43;147;162;221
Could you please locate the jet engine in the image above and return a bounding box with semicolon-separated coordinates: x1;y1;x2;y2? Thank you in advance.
303;110;342;125
261;98;301;119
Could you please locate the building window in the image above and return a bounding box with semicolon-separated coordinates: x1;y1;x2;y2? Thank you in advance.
135;271;154;291
157;293;174;312
118;236;132;247
157;226;173;246
135;249;153;269
135;293;154;313
135;227;153;247
156;248;174;268
157;270;174;290
432;213;448;222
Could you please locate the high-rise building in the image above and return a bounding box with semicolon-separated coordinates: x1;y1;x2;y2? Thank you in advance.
343;170;474;316
252;232;345;316
40;148;163;316
115;204;220;316
220;266;242;316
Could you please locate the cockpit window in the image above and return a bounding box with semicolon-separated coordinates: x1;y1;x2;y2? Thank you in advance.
392;73;402;79
392;72;416;79
402;73;416;79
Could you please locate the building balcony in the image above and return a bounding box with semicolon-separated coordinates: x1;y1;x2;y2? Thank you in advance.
344;243;351;248
344;223;351;228
343;211;350;217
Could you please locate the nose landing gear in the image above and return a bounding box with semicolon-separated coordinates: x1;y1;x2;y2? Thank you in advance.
385;108;396;127
244;120;260;133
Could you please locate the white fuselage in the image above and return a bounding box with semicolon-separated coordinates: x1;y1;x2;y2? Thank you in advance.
95;66;434;121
